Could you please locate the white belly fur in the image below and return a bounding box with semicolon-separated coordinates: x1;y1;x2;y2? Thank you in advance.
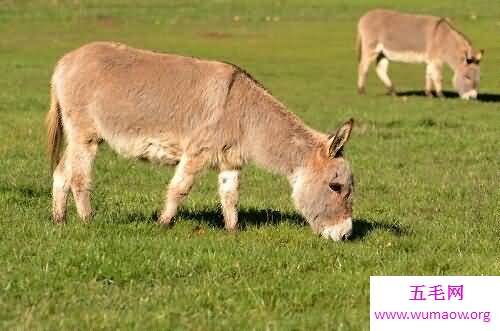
376;43;427;63
104;133;183;165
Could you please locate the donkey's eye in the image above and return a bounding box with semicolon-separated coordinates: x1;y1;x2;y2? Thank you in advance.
329;183;342;193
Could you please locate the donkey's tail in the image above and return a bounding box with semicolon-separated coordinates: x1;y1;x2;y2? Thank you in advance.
356;30;362;63
46;84;63;172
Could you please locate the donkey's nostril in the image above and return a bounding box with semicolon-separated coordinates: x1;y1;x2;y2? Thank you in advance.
341;234;347;241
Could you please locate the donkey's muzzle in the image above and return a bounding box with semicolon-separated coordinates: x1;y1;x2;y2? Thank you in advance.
461;89;478;100
321;217;353;241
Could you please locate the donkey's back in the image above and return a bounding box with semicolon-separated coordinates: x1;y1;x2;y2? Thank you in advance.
358;9;440;57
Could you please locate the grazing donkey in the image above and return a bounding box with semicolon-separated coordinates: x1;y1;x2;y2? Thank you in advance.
46;42;355;241
357;9;483;99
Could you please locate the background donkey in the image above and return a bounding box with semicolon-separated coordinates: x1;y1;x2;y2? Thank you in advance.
357;9;483;99
46;42;355;241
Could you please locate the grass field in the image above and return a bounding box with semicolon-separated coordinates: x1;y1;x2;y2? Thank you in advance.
0;1;499;330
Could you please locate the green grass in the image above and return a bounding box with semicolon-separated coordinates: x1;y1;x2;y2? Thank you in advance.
1;1;499;330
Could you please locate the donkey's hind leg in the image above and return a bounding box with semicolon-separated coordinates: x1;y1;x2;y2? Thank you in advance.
51;140;97;223
52;152;70;223
68;141;98;222
357;46;377;95
357;56;372;95
376;55;396;95
218;170;240;232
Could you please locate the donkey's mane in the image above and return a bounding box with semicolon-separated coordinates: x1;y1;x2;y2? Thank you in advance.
224;61;323;147
223;61;271;94
436;17;472;46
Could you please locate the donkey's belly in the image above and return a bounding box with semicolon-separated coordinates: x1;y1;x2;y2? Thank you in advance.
376;43;427;63
104;132;183;166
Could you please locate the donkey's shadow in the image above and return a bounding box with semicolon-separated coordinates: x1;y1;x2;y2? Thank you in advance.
125;207;305;229
395;90;500;102
179;207;305;229
123;208;406;241
349;218;407;241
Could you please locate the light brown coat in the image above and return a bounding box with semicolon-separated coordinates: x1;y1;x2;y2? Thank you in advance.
47;42;355;240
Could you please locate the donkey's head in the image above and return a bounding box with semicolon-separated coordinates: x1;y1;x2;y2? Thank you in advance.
291;119;354;241
453;49;483;100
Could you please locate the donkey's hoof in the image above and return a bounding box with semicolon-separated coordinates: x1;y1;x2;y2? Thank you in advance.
425;90;433;97
80;213;93;224
386;87;397;96
52;213;66;225
225;225;238;233
436;92;445;98
157;220;174;229
357;87;366;95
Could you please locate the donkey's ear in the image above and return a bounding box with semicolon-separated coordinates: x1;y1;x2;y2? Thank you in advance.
327;118;354;158
476;49;484;62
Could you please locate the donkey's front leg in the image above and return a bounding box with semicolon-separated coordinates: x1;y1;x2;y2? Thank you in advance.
426;62;444;98
158;155;205;226
218;170;240;232
425;64;434;97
